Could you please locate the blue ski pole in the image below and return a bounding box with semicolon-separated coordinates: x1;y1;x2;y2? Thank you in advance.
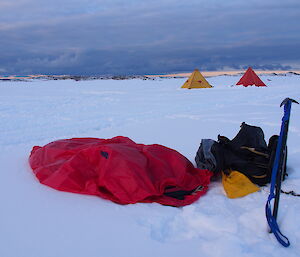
265;98;299;247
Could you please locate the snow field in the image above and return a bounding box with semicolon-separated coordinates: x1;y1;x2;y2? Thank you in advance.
0;75;299;257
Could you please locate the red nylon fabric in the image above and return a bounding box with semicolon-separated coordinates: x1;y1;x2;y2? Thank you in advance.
29;136;212;206
236;67;266;87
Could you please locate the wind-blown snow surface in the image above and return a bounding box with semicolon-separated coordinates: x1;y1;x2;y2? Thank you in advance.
0;75;299;257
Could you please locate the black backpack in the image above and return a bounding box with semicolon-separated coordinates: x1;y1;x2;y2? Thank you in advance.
195;122;287;186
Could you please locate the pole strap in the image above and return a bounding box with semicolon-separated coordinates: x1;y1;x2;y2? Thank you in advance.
266;197;290;247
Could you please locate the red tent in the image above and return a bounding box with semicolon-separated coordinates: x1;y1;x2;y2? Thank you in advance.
236;67;266;87
29;136;212;207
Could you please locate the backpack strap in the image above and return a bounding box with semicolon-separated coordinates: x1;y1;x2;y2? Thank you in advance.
240;146;269;158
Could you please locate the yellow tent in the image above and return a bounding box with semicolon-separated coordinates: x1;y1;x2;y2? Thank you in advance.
181;69;212;89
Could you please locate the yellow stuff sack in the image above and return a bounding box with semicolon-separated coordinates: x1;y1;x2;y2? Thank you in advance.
222;170;260;199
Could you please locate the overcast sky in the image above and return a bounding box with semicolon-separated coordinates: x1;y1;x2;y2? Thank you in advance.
1;0;300;75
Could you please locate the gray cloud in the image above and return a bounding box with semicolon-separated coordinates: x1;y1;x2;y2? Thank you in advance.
1;0;300;74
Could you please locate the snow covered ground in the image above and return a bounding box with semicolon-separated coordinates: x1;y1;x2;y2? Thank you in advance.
0;74;299;257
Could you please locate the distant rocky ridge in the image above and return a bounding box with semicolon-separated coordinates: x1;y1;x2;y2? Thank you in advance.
147;70;300;78
0;74;155;82
1;71;299;82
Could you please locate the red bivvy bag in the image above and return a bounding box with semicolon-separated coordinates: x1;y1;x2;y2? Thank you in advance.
29;136;212;206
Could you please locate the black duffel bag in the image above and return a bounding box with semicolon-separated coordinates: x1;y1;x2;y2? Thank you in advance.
195;122;286;186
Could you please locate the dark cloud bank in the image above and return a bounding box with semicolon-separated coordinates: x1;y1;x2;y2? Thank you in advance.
1;0;300;75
